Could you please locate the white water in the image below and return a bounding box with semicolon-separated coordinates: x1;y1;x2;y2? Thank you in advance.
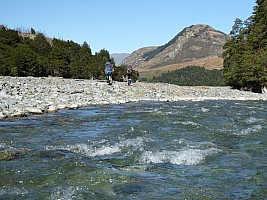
139;147;221;165
0;100;266;199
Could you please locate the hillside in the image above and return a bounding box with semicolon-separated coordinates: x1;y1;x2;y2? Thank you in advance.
0;25;117;80
121;24;229;78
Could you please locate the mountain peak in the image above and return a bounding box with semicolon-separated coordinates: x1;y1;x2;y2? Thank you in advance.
121;24;228;78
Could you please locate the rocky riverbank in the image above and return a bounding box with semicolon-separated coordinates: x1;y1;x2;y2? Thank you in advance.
1;76;267;119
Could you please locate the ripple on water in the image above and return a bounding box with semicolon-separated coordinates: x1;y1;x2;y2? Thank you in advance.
244;117;264;124
0;187;28;199
45;137;147;157
139;147;221;165
234;125;263;136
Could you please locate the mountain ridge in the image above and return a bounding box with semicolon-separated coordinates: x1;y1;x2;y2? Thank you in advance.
121;24;229;78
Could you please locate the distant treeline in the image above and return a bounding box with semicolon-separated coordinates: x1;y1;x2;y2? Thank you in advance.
151;66;225;86
0;26;138;81
223;0;267;93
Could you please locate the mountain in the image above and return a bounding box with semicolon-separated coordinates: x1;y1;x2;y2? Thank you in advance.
111;53;130;66
121;24;229;78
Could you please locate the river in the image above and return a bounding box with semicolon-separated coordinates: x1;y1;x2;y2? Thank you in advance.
0;100;266;199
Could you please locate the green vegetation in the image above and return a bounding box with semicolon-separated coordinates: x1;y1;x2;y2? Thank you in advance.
223;0;267;93
0;26;138;81
151;66;225;86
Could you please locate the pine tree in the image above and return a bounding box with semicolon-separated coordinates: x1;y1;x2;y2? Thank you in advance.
250;0;267;50
12;44;39;76
30;27;36;35
223;0;267;92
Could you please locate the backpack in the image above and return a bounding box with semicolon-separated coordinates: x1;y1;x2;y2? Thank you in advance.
127;66;132;74
105;62;112;73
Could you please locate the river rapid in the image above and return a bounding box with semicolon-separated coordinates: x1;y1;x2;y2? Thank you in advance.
0;100;266;199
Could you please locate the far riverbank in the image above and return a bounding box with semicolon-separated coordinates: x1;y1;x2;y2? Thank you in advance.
1;76;267;119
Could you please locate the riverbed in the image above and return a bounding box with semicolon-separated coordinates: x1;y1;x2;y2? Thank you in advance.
1;76;267;119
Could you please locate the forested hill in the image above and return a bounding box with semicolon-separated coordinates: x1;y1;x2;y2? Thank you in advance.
222;0;267;93
0;26;138;81
151;66;225;86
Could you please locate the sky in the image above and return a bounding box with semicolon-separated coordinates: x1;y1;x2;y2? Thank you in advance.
1;0;256;54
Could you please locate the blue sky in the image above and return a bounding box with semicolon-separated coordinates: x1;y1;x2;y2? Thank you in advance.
1;0;256;54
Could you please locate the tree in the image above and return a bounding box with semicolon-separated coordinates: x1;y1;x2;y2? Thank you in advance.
249;0;267;50
12;44;40;76
222;0;267;92
48;42;69;77
74;41;93;78
32;33;51;55
0;44;13;75
0;26;21;46
223;19;247;88
30;27;36;35
29;33;52;76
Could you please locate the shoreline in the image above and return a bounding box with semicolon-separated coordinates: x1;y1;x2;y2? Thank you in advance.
1;76;267;119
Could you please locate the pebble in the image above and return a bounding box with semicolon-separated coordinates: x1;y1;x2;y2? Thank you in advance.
0;76;267;119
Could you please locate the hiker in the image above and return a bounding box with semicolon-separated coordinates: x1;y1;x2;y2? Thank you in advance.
126;65;133;85
104;62;113;85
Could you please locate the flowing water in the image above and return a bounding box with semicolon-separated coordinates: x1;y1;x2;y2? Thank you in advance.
0;101;266;199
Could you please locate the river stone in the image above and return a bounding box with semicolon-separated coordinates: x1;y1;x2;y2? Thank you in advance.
68;104;79;109
57;104;66;109
11;110;27;118
0;112;7;119
26;107;43;114
47;105;58;113
0;150;19;161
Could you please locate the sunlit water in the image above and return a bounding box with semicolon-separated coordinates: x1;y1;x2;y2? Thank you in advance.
0;101;266;199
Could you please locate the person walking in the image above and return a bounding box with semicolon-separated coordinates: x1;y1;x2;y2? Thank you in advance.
104;62;113;85
126;65;133;85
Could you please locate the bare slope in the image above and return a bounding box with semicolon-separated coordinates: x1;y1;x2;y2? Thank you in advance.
122;24;228;77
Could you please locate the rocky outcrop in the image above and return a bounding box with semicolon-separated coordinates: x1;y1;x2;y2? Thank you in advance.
122;24;229;75
18;32;53;46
